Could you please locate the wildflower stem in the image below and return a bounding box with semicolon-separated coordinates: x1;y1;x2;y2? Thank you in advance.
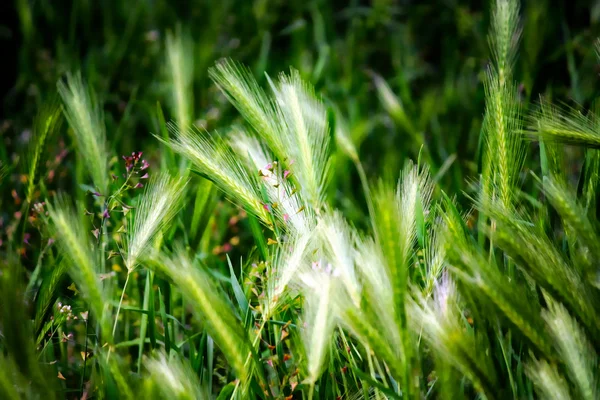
112;272;131;339
106;271;131;362
230;318;269;398
308;381;315;400
80;314;89;397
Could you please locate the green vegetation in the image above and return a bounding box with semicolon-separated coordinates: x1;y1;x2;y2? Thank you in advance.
2;0;600;398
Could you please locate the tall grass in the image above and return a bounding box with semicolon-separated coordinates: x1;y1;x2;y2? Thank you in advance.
57;73;110;195
4;0;600;398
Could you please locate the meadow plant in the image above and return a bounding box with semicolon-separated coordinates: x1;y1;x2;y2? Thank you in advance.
3;0;600;398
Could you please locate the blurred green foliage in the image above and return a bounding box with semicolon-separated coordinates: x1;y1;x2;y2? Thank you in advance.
3;0;600;398
4;0;599;202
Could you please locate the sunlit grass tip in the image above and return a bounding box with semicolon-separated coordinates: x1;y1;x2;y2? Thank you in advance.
144;351;208;399
159;123;273;227
229;128;314;235
272;68;332;210
124;172;188;272
528;99;600;148
57;72;109;194
165;27;194;131
211;59;332;211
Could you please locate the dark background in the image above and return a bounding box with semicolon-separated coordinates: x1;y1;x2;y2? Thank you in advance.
2;0;600;199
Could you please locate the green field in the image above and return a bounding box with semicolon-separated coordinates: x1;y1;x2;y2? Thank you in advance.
2;0;600;398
